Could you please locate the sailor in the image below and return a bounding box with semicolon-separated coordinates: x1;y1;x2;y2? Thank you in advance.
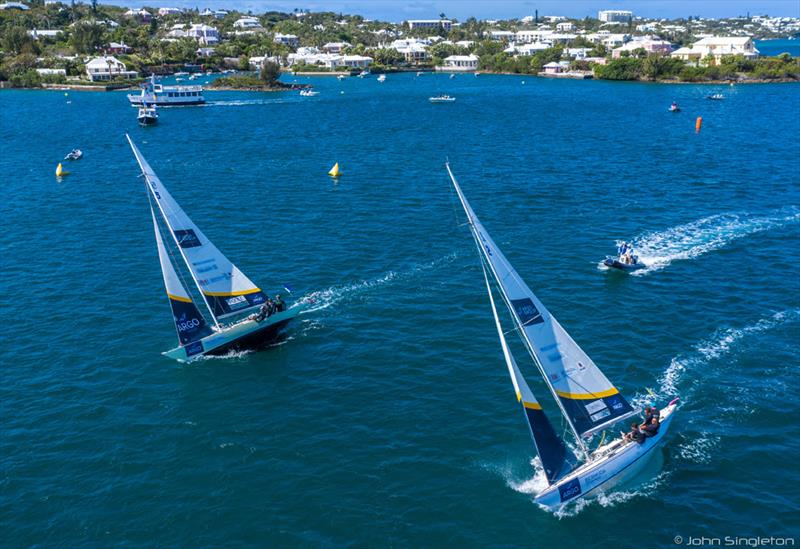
265;296;276;316
274;294;286;313
624;422;646;444
642;414;660;437
254;300;270;322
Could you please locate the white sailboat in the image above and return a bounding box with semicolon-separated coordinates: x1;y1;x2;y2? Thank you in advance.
447;163;678;509
127;135;305;361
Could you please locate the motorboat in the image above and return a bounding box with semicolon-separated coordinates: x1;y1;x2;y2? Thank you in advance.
377;74;386;82
128;75;205;106
603;256;645;271
669;103;680;112
337;74;347;80
126;135;306;362
64;149;83;161
707;94;725;100
447;163;677;510
299;89;319;97
357;70;371;78
429;95;456;103
137;104;158;126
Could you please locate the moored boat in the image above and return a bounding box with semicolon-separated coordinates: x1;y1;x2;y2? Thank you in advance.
128;75;205;106
377;74;386;82
707;93;725;100
429;94;455;103
447;163;677;510
126;135;305;361
299;89;319;96
64;148;83;160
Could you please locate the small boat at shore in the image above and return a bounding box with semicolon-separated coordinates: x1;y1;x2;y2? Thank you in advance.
429;94;455;103
64;149;83;161
337;74;347;80
357;70;371;78
126;135;305;361
137;104;158;126
447;163;677;510
377;74;386;82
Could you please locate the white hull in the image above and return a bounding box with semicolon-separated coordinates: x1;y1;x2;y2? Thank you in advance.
534;402;677;509
163;304;304;362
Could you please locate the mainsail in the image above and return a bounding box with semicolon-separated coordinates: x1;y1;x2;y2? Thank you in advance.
128;136;267;322
481;258;567;483
447;164;636;445
151;207;214;346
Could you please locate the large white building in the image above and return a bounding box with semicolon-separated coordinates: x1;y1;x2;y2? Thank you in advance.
598;10;633;23
407;19;452;32
85;56;137;81
671;36;759;63
233;17;263;30
274;33;299;47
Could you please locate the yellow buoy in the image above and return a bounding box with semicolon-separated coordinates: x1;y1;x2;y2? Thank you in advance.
56;163;69;177
328;162;341;177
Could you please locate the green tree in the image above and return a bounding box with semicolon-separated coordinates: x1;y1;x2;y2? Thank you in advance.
372;48;403;66
70;22;105;54
260;59;281;82
2;27;39;55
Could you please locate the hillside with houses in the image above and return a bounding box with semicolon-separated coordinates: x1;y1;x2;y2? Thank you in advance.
1;2;799;88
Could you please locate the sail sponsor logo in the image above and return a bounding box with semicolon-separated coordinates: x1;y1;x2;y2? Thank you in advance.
174;229;201;248
478;232;493;256
586;399;611;422
198;273;232;286
177;318;201;332
511;298;544;326
225;295;250;310
607;395;625;411
558;478;582;502
590;409;611;422
196;263;218;274
185;340;204;356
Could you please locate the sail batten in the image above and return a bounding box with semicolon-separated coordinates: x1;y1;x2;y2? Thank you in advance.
128;136;268;324
447;163;634;443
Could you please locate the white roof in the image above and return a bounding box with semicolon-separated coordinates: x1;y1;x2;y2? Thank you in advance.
543;61;561;67
444;54;478;61
694;36;752;46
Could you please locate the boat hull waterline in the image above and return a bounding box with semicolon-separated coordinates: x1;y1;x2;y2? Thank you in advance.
534;400;678;509
603;257;645;271
163;304;305;362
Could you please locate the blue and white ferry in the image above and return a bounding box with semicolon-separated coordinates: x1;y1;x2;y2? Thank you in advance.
128;75;205;106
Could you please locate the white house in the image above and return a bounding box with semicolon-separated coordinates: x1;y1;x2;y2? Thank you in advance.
185;23;220;45
36;68;66;76
85;56;137;81
389;39;430;63
670;36;759;63
200;8;227;19
441;54;478;71
322;42;350;54
488;30;516;41
516;42;552;55
274;33;299;47
233;17;263;30
158;7;182;16
123;8;152;22
196;47;215;57
556;22;575;32
407;19;452;32
341;55;372;68
28;29;62;39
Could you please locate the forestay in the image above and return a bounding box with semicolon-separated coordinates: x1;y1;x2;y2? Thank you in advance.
128;136;267;321
151;207;214;345
447;164;635;440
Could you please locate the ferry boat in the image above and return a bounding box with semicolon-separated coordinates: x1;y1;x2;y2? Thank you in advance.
128;75;205;107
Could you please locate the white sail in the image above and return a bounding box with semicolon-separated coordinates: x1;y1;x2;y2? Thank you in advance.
128;136;267;322
448;164;635;440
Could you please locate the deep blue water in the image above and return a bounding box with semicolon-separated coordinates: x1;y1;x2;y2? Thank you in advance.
756;38;800;57
1;73;799;547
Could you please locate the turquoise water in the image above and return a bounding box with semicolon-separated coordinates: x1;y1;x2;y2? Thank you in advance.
756;38;800;57
1;73;799;547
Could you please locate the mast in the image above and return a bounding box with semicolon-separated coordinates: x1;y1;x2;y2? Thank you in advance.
447;162;590;457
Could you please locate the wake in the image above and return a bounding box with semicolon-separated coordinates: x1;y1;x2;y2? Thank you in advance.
615;208;800;275
298;252;457;313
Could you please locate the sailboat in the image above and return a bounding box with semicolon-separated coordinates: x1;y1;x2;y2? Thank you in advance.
447;163;678;509
127;135;305;361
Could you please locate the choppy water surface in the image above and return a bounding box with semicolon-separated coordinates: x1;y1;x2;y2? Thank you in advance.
1;73;798;547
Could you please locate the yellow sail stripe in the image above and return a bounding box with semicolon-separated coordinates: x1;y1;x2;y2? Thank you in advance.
202;288;262;297
522;401;542;410
167;293;192;303
556;388;619;400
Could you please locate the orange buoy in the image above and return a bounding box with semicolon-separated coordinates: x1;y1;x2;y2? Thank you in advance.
695;116;703;133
